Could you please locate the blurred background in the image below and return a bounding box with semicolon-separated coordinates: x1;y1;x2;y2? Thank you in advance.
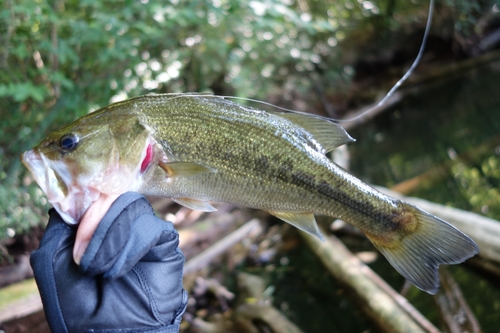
1;0;500;332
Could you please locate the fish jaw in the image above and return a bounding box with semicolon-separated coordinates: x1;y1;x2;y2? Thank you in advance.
52;186;101;225
21;149;101;224
21;150;66;205
21;136;158;225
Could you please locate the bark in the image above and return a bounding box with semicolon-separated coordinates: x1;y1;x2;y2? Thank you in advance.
433;268;481;333
0;278;42;324
0;255;33;288
234;272;304;333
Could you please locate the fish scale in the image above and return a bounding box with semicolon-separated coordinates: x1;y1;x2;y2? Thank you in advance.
141;97;324;210
21;93;479;294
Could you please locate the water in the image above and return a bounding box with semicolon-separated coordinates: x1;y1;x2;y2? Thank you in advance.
349;59;500;220
269;57;500;332
270;241;374;332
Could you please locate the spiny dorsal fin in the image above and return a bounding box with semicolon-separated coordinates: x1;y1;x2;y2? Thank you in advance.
172;198;217;212
269;211;324;241
274;113;355;153
159;161;216;178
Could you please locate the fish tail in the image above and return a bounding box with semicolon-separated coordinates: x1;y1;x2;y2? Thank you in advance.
367;205;479;294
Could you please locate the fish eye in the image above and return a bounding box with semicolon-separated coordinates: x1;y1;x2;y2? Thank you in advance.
59;133;79;152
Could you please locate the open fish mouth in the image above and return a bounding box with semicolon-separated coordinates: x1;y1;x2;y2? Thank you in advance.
20;137;160;225
21;150;100;225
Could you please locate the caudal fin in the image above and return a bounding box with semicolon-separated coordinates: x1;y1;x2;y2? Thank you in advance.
370;205;479;294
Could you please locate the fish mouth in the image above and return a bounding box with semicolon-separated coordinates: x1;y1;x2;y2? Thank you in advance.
21;150;99;225
20;137;158;225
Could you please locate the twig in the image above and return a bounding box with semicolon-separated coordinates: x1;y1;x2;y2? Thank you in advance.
235;272;304;333
184;219;263;274
433;268;481;333
389;134;500;195
302;231;439;333
236;303;304;333
193;277;235;311
466;256;500;280
178;211;243;260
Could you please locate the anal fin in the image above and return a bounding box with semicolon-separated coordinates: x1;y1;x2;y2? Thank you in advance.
269;211;324;241
172;198;217;212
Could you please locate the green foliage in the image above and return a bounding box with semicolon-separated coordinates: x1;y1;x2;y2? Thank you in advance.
0;183;49;242
0;0;386;243
453;154;500;219
0;0;494;245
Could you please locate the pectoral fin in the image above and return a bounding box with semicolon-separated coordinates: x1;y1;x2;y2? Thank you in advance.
172;198;217;212
269;211;324;241
159;161;216;178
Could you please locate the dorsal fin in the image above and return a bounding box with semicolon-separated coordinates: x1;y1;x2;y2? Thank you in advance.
274;113;355;153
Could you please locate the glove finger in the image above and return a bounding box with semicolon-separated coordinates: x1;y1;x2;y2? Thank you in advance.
30;209;76;333
143;229;181;262
80;192;154;275
104;214;177;279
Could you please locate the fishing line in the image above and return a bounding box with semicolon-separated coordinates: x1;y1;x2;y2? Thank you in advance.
173;0;435;123
164;0;434;124
337;0;436;123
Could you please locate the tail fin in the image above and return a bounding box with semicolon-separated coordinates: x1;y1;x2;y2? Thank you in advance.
370;205;479;294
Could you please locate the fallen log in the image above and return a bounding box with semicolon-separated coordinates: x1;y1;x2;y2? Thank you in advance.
0;254;33;288
302;231;439;333
235;304;304;333
234;272;304;333
0;278;42;324
433;267;481;333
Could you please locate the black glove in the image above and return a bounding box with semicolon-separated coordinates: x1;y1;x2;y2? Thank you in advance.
31;192;187;333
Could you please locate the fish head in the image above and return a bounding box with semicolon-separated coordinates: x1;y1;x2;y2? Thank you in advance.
21;112;156;224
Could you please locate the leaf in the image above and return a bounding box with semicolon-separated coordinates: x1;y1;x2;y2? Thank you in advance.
5;83;49;103
50;71;75;90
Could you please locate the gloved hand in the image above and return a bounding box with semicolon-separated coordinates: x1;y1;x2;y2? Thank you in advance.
31;192;187;333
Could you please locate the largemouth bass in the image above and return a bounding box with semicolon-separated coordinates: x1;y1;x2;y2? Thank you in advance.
21;93;478;294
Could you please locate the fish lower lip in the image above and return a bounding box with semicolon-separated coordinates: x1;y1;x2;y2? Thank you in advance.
21;149;99;225
21;150;65;202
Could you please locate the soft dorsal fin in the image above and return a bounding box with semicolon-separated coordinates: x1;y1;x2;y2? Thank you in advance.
268;211;324;241
274;113;355;153
172;197;217;212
